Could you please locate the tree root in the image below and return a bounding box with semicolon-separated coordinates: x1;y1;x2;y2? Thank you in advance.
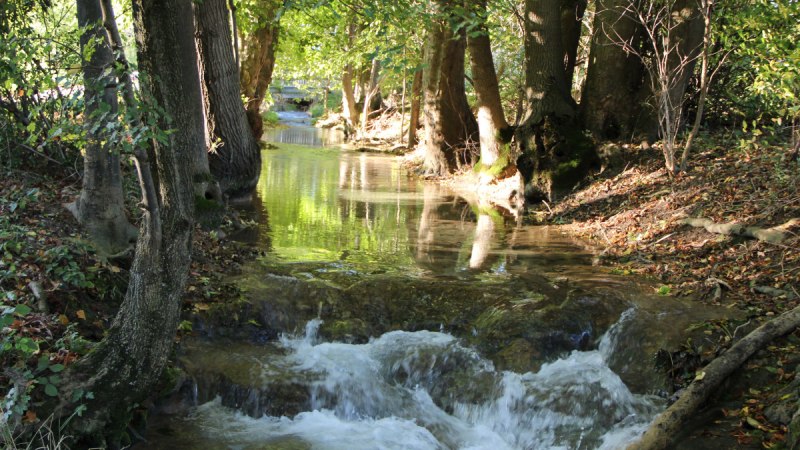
681;217;799;244
628;303;800;449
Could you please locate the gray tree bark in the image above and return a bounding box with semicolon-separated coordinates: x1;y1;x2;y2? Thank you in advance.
69;0;137;254
407;66;423;148
57;0;202;445
240;2;280;140
422;0;478;176
195;0;261;199
516;0;597;201
561;0;587;88
360;57;381;136
580;0;647;140
467;0;512;174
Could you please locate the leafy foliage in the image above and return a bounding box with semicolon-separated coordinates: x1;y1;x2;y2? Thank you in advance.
0;0;84;169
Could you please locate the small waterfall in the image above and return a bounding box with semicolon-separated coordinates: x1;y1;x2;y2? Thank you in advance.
176;309;662;449
264;125;345;147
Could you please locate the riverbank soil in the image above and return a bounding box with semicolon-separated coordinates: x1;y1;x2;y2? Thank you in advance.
532;140;800;448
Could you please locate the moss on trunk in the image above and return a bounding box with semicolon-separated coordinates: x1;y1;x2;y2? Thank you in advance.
517;116;597;201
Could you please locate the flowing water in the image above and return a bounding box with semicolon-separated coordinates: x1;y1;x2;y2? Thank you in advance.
141;123;727;449
264;112;345;147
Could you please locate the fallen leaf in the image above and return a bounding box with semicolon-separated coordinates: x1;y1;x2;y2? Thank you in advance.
695;371;706;381
76;310;86;320
23;410;37;423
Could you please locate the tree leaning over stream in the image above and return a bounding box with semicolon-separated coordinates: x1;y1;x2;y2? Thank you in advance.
67;0;137;254
54;0;202;444
195;0;262;198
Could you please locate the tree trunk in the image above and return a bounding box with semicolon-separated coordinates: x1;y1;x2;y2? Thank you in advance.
516;0;597;201
467;0;512;175
580;0;647;140
561;0;587;89
195;0;261;199
340;21;359;138
360;57;381;136
342;63;360;137
422;1;478;176
59;0;201;445
69;0;136;254
240;5;280;140
407;66;423;148
663;0;704;172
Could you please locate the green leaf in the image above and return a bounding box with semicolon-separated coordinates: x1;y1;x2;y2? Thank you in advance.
15;337;39;355
37;354;50;371
49;364;65;373
44;384;58;397
15;304;32;316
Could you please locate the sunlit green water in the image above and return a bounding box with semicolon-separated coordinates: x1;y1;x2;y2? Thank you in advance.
247;143;595;280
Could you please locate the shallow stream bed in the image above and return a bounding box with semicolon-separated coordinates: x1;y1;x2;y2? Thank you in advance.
141;126;729;449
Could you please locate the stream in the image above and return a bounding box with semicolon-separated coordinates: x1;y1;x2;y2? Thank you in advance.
141;112;726;449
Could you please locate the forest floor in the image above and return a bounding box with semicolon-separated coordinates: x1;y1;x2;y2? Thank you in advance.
0;167;257;437
531;139;800;448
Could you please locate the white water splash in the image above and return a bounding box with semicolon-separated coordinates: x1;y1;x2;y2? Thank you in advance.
180;309;661;449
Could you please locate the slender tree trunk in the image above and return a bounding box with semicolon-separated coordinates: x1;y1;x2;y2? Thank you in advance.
342;63;360;138
408;66;423;148
59;0;201;444
422;1;478;175
195;0;261;199
663;0;704;173
228;0;240;69
69;0;136;254
240;6;280;140
580;0;647;140
516;0;597;201
467;0;512;175
360;57;381;136
400;67;407;143
679;0;713;171
561;0;587;89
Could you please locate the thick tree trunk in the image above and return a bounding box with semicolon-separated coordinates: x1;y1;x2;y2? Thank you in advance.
580;0;647;140
69;0;136;254
240;6;280;140
516;0;597;201
422;1;478;176
195;0;261;199
467;0;512;174
407;67;423;148
59;0;201;445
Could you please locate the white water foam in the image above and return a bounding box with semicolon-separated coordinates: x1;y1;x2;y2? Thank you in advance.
182;309;661;449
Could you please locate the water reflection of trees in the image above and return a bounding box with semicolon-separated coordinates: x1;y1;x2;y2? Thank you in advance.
409;186;522;274
253;146;525;274
256;148;415;266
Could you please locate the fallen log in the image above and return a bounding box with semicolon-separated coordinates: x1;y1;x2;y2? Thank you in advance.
681;217;799;244
628;302;800;450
